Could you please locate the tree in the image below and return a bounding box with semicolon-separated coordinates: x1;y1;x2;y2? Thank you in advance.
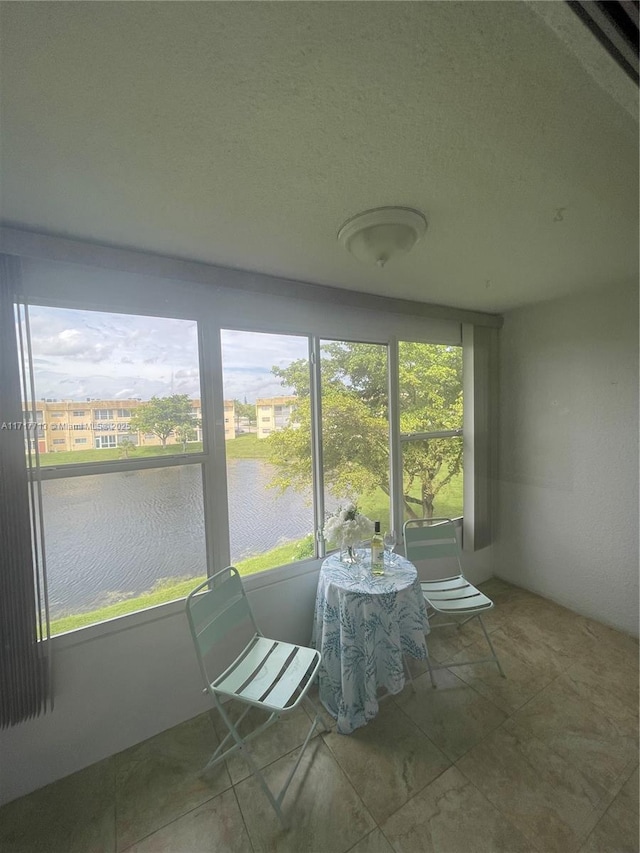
128;395;194;449
233;399;256;433
118;436;136;459
267;342;462;519
174;423;197;452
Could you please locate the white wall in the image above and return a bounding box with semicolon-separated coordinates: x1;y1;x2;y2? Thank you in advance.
495;282;639;636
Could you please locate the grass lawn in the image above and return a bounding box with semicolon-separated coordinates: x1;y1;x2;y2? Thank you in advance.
38;443;204;466
224;433;270;459
38;433;270;467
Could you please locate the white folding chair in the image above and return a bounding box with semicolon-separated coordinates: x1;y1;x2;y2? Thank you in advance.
185;566;327;826
403;517;505;687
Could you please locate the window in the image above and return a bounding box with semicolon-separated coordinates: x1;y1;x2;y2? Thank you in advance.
117;433;138;446
18;305;207;635
398;341;463;522
14;270;473;640
221;330;314;573
320;340;391;540
95;435;117;449
93;409;114;421
41;466;206;633
51;411;64;418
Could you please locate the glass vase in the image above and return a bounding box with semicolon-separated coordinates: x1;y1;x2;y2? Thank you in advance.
340;542;359;566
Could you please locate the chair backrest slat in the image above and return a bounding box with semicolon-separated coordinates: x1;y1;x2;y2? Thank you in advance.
196;592;252;657
189;569;244;626
403;518;463;576
405;541;458;560
405;522;455;541
186;567;256;672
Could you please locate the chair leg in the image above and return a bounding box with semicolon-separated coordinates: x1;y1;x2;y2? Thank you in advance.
303;692;332;734
216;700;289;826
477;615;506;678
213;692;326;828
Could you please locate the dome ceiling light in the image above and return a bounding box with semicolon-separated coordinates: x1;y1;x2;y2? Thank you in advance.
337;206;427;268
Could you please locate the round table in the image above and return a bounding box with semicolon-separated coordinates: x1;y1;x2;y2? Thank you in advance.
312;552;430;734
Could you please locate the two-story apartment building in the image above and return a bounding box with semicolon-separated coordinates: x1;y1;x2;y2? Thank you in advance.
22;398;236;452
255;396;297;439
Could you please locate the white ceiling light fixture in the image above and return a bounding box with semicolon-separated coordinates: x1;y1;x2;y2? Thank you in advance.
337;206;428;268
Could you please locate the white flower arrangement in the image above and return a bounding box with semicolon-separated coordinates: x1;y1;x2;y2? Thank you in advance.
323;502;375;548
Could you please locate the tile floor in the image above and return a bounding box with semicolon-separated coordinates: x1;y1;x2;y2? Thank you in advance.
1;579;638;853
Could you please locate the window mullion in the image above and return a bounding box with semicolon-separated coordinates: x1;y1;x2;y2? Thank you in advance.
32;453;208;481
388;337;403;540
309;337;325;558
201;322;231;574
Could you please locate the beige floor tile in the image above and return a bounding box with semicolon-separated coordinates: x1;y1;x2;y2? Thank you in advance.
496;595;591;667
347;828;395;853
4;580;636;853
0;759;116;853
457;723;604;853
322;700;451;824
476;577;521;598
213;700;323;785
564;654;639;720
448;626;561;713
506;672;638;798
562;661;639;740
580;765;640;853
380;765;535;853
496;611;583;672
122;788;253;853
422;621;485;664
393;667;506;761
500;716;611;809
234;737;376;853
569;617;640;683
115;713;231;851
475;580;540;633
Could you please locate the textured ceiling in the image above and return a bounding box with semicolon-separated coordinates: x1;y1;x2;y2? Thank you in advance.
0;1;638;313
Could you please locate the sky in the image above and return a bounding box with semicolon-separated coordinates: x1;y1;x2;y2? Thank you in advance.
22;306;307;404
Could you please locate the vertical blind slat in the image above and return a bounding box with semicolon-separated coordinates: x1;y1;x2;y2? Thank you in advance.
0;253;50;727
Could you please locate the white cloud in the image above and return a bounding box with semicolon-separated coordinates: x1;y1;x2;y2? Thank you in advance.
220;330;308;402
25;307;201;401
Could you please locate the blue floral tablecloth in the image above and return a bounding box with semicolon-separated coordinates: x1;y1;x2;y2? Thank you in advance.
312;553;430;734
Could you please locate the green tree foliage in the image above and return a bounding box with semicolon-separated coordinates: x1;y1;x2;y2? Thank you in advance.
118;436;136;459
267;342;462;519
174;423;197;451
128;395;194;449
234;400;255;421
